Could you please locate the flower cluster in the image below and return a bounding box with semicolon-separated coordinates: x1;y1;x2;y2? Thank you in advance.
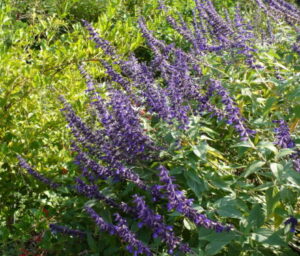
82;20;116;56
255;0;300;25
273;120;300;172
284;216;298;233
114;213;153;256
273;120;296;148
85;206;153;256
207;79;256;140
155;166;231;232
49;224;86;238
17;156;60;189
159;0;264;68
132;195;190;254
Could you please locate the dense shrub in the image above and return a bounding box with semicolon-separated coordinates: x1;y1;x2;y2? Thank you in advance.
1;0;300;255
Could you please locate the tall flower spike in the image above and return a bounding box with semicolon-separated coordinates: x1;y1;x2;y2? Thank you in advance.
85;207;153;256
114;213;153;256
82;20;116;56
73;148;147;189
273;120;295;148
49;224;86;238
103;89;156;163
17;156;60;189
156;165;231;232
59;96;103;151
284;216;298;233
120;55;172;122
101;60;132;93
84;206;115;235
132;195;191;254
75;179;133;213
273;120;300;172
78;64;95;94
207;79;256;140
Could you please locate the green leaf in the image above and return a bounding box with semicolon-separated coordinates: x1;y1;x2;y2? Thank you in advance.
247;204;265;230
200;230;238;255
192;142;207;161
257;141;278;154
276;148;295;158
184;170;207;197
231;140;254;148
87;233;99;252
243;161;265;177
251;229;286;246
265;187;281;217
215;198;243;219
183;218;196;230
270;163;283;179
292;105;300;118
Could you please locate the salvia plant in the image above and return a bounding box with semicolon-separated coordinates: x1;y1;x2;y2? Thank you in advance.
17;0;300;255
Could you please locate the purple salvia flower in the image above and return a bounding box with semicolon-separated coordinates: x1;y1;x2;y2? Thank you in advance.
104;89;156;163
268;0;300;23
138;17;168;52
273;120;300;172
73;149;112;179
74;148;147;189
194;0;233;44
191;9;208;53
132;195;191;254
114;213;153;256
284;216;298;233
259;0;300;24
17;156;60;189
82;20;116;56
273;120;296;148
75;178;104;200
86;207;153;256
49;224;85;238
275;0;300;15
207;79;255;140
232;4;262;69
84;206;115;235
166;15;196;45
293;42;300;55
59;96;103;152
78;64;96;94
254;0;279;21
156;166;231;232
138;17;202;74
101;60;132;93
71;78;155;164
75;178;133;213
114;163;147;190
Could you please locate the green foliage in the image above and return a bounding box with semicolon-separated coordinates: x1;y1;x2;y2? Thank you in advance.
1;0;300;255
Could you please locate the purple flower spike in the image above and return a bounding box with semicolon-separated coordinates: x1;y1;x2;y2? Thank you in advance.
50;224;85;238
17;156;60;189
156;165;231;232
273;120;300;172
273;120;296;148
114;213;153;256
284;216;298;233
207;79;256;140
82;20;116;56
85;207;152;255
132;195;191;254
84;206;115;235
